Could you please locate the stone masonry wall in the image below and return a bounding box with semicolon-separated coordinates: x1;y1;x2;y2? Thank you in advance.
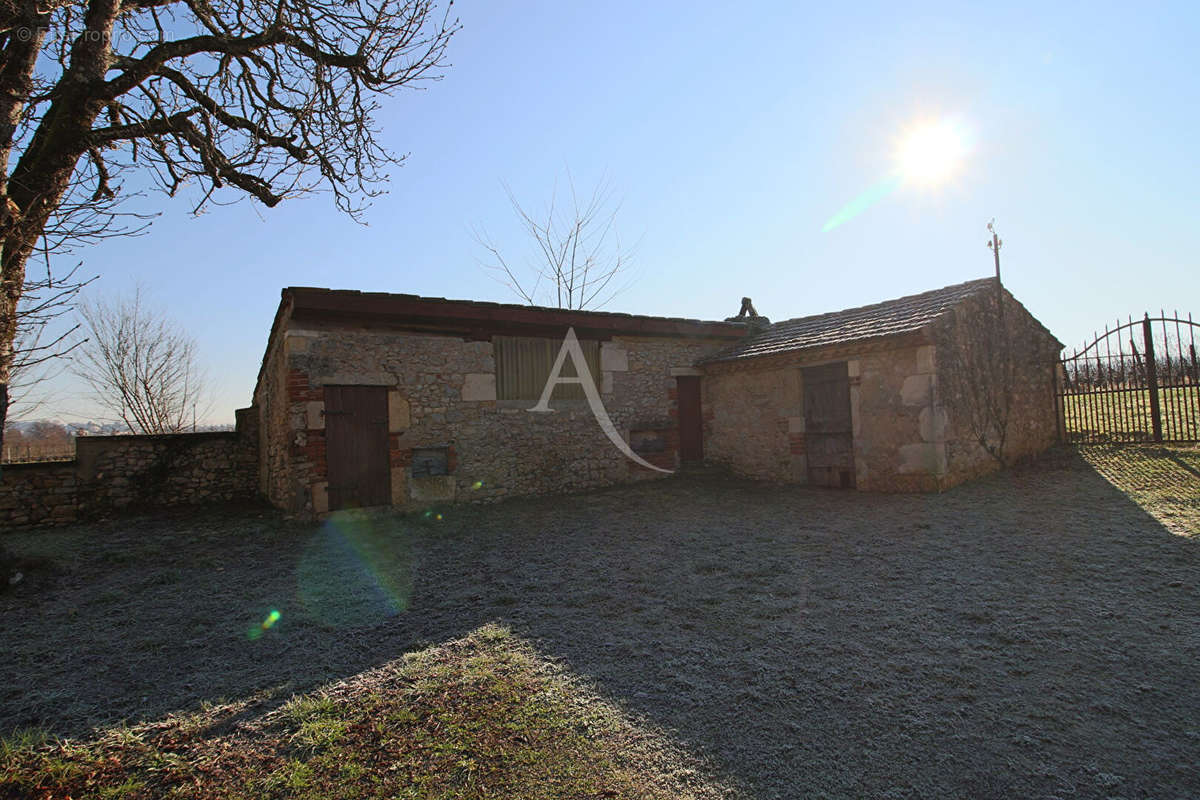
258;324;731;515
255;310;293;508
0;461;77;526
933;287;1062;487
703;339;939;491
0;419;258;528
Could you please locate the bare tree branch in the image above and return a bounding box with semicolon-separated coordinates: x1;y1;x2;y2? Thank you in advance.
476;171;637;310
71;286;209;433
0;0;459;449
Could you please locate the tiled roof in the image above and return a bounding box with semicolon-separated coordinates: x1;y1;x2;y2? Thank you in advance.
283;287;748;335
701;278;996;364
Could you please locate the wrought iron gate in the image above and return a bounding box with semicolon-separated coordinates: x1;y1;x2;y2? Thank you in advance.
1057;312;1199;443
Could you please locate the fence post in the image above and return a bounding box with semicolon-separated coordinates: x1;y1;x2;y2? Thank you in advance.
1143;314;1163;443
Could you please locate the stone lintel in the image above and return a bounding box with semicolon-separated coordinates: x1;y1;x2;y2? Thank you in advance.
318;372;397;387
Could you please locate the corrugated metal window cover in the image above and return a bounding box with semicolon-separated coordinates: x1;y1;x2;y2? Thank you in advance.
495;335;601;402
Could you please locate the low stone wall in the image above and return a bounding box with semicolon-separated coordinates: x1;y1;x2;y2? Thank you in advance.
0;417;258;528
0;461;78;526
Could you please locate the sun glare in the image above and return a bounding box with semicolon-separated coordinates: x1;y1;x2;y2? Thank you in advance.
895;117;972;188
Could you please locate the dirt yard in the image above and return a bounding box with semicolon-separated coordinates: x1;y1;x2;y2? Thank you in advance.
2;448;1198;799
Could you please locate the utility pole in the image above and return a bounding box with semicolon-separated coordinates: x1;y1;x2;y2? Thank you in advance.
987;219;1002;285
987;220;1005;327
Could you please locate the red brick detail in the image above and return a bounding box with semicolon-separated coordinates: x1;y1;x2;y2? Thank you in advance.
789;433;806;455
446;444;458;473
286;369;322;401
390;446;412;468
667;387;678;401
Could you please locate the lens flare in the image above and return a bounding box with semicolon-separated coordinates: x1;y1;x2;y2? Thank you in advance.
296;512;413;629
247;608;282;640
823;114;974;232
894;116;973;188
822;176;901;233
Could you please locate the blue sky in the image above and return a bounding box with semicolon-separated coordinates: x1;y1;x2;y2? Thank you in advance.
30;0;1200;423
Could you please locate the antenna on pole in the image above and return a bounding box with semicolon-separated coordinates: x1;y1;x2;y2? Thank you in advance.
987;219;1002;286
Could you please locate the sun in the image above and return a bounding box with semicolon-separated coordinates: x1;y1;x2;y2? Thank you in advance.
895;117;972;188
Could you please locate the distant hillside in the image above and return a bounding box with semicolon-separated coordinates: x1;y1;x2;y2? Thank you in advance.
6;419;235;435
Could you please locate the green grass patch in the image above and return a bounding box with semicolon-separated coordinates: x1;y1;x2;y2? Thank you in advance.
0;625;724;799
1079;444;1200;535
1062;385;1200;442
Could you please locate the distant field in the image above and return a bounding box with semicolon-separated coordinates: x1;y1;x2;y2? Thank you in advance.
1061;384;1200;442
0;443;75;464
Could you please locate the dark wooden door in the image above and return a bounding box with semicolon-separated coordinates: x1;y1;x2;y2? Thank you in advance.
324;385;390;510
803;362;855;488
676;376;703;463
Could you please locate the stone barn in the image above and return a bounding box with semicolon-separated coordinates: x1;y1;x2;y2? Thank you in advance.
700;278;1064;491
250;278;1063;514
252;288;748;515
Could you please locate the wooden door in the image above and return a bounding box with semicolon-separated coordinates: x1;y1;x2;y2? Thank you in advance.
676;376;704;463
802;362;855;488
324;385;390;510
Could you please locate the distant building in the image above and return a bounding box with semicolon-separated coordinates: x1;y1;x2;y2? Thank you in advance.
250;278;1063;515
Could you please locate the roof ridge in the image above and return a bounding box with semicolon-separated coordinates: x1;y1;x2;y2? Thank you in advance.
699;277;1000;365
282;286;743;327
766;277;995;328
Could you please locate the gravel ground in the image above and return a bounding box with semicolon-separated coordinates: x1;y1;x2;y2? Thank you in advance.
3;449;1199;799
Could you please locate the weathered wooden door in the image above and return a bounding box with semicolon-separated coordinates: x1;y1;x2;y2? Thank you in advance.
676;376;704;463
324;386;390;510
803;362;855;488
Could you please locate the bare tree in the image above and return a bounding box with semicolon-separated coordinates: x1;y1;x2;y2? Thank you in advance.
0;0;460;449
6;262;94;420
73;288;208;433
477;173;634;309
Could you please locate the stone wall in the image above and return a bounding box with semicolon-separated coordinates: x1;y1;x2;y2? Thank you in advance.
255;323;732;515
0;417;258;528
703;290;1061;492
933;287;1062;487
703;338;940;491
0;461;77;526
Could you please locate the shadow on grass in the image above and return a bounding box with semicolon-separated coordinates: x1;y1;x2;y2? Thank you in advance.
2;452;1199;798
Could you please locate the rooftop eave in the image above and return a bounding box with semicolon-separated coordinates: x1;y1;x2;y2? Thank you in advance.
283;288;750;340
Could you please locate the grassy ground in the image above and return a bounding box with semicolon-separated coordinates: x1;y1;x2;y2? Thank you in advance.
0;625;733;800
1061;384;1200;442
2;452;1198;798
1077;443;1200;535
